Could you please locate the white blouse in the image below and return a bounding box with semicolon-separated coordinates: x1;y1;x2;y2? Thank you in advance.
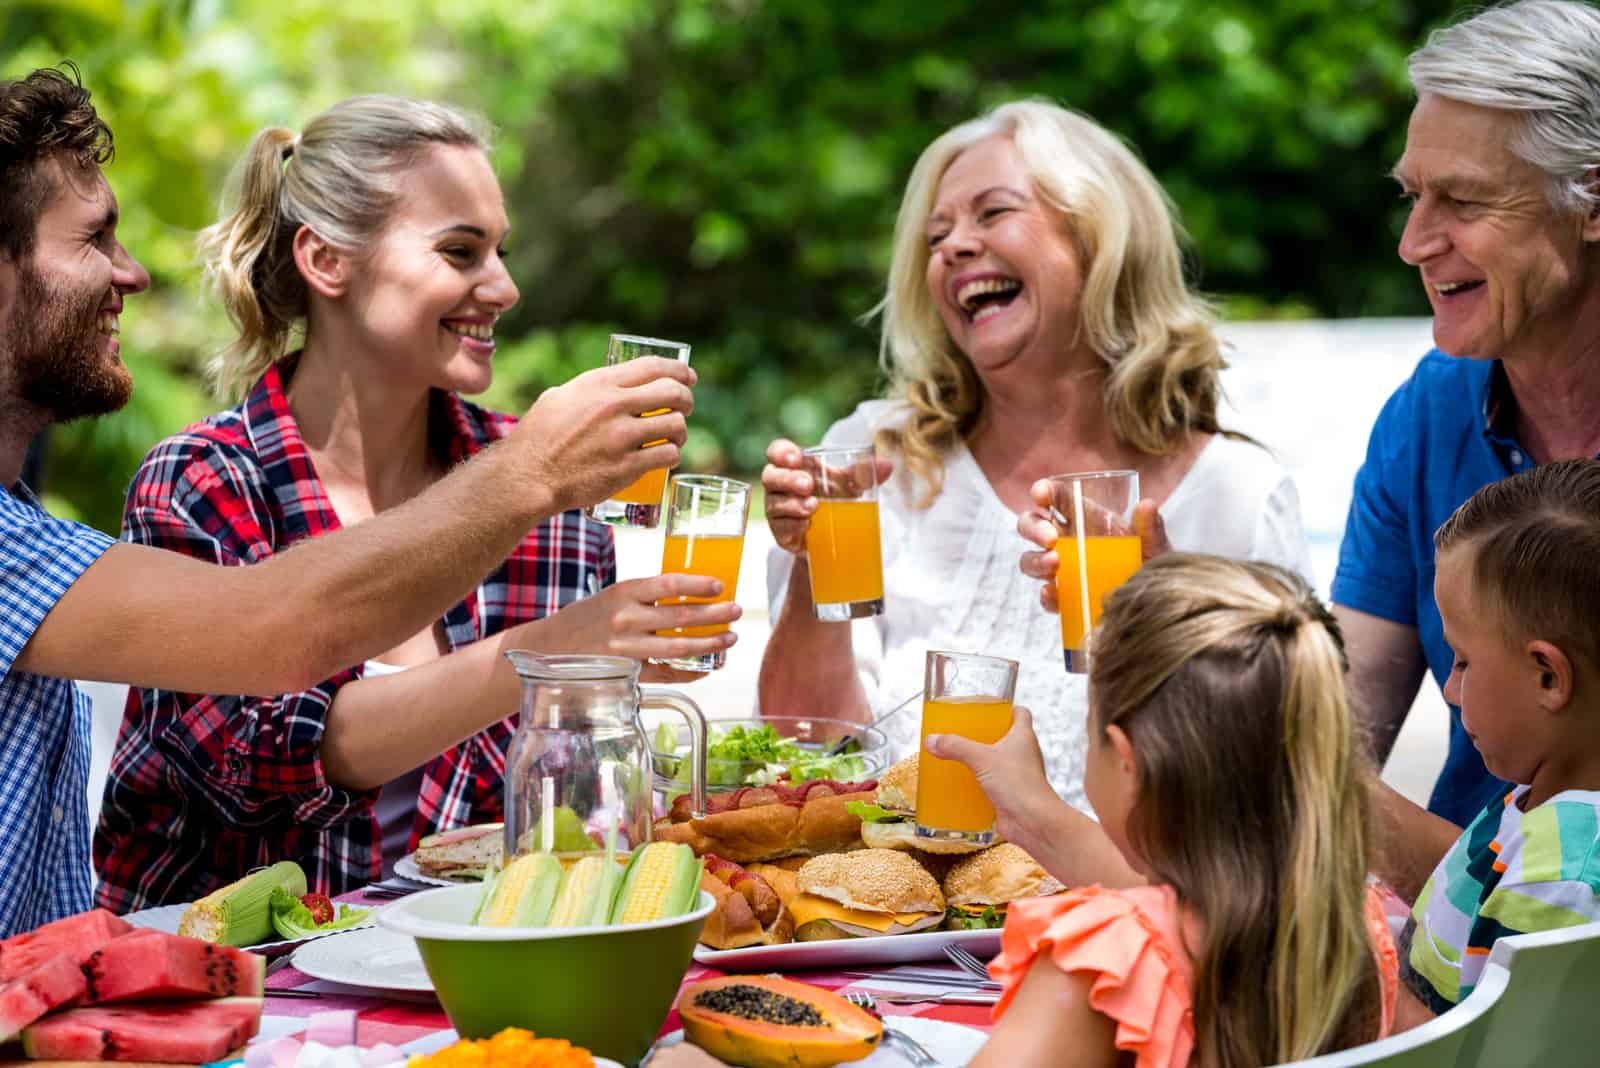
765;399;1314;812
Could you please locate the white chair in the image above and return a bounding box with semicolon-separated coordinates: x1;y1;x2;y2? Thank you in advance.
1277;919;1600;1067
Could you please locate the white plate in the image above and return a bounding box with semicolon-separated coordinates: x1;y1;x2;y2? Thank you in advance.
651;1018;987;1067
290;926;433;992
124;902;377;952
393;853;474;887
692;927;1000;971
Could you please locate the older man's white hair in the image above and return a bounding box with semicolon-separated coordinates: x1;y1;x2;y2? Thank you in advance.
1409;0;1600;213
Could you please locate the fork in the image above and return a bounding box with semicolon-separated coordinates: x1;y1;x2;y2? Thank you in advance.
943;943;994;981
844;989;999;1008
880;1025;938;1067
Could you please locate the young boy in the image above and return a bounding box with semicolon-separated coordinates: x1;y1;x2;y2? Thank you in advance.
1373;458;1600;1015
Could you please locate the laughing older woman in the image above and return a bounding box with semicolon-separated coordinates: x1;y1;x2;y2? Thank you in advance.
757;99;1312;809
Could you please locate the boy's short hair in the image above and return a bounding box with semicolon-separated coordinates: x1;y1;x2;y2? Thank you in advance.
1434;459;1600;671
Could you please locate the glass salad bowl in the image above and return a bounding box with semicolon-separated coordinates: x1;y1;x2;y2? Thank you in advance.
642;714;890;798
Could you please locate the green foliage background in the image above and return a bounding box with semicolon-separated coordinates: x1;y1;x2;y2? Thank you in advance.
4;0;1466;533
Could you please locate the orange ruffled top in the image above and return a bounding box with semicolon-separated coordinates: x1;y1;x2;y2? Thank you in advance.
988;885;1400;1068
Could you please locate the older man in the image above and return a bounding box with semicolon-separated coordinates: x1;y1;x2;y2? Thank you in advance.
1333;0;1600;827
0;65;693;933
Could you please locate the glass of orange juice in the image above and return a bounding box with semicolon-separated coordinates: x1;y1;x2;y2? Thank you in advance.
1047;470;1141;674
915;650;1018;847
586;334;692;528
801;444;884;621
651;474;751;672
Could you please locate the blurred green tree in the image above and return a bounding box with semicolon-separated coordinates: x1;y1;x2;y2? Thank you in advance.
4;0;1467;531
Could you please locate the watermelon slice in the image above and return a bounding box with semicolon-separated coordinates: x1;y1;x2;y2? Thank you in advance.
0;909;131;981
80;929;264;1003
0;952;87;1040
21;995;263;1062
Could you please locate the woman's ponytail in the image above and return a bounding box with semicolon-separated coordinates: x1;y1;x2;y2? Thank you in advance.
197;126;305;399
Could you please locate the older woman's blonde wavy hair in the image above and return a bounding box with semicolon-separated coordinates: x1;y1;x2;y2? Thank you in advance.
875;100;1230;503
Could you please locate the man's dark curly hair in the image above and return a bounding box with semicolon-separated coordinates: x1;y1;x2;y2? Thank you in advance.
0;61;114;263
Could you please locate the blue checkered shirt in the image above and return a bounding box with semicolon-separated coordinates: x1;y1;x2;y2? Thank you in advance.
0;483;112;935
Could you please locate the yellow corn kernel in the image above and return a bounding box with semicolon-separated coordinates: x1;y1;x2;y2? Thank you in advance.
481;854;559;927
615;843;681;925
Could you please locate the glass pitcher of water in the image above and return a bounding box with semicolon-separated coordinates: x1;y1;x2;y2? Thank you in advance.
502;653;706;858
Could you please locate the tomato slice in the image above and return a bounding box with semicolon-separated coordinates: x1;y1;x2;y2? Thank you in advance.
300;892;335;926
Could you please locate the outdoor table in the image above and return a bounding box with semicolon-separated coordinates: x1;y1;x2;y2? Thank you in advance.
240;886;999;1061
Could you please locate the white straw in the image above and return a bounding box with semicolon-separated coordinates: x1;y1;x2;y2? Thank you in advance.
1072;480;1092;670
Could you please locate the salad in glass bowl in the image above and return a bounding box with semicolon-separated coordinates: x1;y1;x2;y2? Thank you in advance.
646;715;890;797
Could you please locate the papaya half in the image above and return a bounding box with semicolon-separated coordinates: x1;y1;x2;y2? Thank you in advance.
676;975;883;1068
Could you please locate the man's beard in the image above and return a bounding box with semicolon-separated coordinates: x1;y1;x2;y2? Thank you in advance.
7;263;132;423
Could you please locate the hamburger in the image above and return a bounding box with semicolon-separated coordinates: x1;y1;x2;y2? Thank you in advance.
849;754;993;855
941;843;1066;930
790;848;946;940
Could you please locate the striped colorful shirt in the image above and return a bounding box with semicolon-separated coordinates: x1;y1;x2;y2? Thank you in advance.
92;355;616;910
1400;781;1600;1013
0;483;113;934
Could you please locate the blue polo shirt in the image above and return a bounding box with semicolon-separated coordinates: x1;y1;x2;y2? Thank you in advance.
1331;350;1548;829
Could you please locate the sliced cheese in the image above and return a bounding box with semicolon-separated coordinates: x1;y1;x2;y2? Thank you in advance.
789;893;939;933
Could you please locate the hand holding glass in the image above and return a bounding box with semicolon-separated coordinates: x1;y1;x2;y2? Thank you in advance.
1048;470;1141;674
652;475;751;672
802;444;885;621
916;650;1018;847
586;334;691;528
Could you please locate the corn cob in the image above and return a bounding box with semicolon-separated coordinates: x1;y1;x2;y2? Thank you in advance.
177;861;307;946
546;856;612;927
476;853;563;927
609;842;702;925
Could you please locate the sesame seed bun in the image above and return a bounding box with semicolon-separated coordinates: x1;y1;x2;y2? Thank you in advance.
942;843;1065;908
797;848;945;915
874;755;918;813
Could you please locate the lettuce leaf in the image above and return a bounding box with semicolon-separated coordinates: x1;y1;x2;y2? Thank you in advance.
944;905;1005;930
846;801;904;823
268;887;372;940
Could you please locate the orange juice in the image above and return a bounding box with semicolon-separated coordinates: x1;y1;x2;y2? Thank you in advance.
657;532;745;637
805;499;884;604
1055;535;1142;651
612;465;669;506
916;695;1013;832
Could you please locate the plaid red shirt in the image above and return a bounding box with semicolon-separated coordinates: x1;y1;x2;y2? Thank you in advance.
92;356;615;909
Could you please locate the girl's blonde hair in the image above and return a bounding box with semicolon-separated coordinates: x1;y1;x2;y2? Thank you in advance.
197;94;491;399
876;100;1229;503
1090;554;1380;1067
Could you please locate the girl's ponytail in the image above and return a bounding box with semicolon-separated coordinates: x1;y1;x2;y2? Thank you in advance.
1272;607;1379;1061
197;126;304;400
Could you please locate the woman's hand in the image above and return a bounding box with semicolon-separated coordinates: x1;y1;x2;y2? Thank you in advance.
922;707;1056;852
762;438;894;555
541;575;741;679
1017;481;1172;614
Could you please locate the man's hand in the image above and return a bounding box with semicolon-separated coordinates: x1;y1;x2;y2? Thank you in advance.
1018;479;1171;614
513;356;696;515
762;438;894;555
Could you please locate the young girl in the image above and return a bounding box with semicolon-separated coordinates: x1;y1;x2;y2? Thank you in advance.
957;554;1399;1068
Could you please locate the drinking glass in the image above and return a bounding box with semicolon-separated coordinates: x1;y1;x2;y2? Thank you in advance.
586;334;692;528
651;474;751;672
1048;470;1141;674
915;650;1018;847
802;444;884;621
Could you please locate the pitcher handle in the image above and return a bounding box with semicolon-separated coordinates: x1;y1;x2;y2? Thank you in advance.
640;686;708;821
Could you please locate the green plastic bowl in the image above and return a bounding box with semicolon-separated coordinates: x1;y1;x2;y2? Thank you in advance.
379;884;713;1065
